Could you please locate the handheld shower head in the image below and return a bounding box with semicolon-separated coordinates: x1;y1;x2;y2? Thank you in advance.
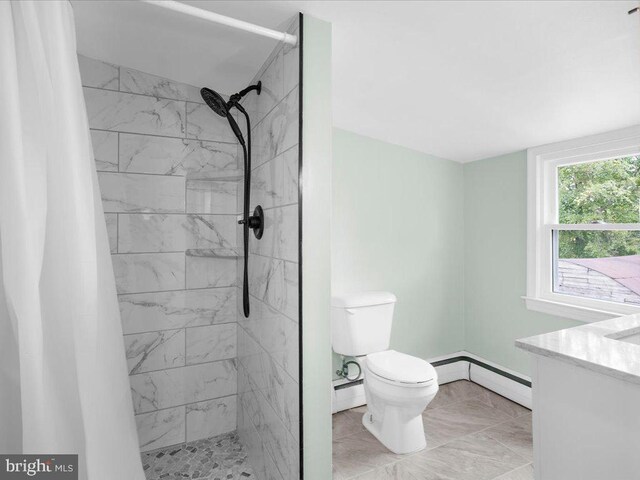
226;115;245;146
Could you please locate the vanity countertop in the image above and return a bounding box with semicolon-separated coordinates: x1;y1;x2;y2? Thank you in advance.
516;313;640;385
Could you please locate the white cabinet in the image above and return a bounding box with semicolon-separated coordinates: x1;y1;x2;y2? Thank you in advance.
529;355;640;480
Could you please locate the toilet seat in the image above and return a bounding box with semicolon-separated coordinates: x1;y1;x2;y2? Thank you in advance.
366;350;436;386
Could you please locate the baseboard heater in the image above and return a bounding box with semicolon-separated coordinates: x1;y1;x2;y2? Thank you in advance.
332;352;532;413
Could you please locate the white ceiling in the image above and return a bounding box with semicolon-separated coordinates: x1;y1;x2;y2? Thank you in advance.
71;0;287;95
73;1;640;163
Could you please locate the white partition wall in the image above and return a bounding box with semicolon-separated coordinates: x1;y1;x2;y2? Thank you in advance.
301;15;333;480
236;15;302;480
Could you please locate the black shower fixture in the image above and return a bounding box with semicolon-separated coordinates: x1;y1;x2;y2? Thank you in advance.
200;87;230;117
200;81;263;318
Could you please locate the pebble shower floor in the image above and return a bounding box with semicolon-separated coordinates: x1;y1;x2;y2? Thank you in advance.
141;432;255;479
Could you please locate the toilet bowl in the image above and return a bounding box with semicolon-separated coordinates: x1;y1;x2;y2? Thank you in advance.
331;292;440;454
362;350;438;454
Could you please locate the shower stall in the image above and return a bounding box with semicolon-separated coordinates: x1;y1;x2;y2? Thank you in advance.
76;6;302;479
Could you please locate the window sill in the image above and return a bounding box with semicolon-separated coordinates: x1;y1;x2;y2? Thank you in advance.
522;296;629;323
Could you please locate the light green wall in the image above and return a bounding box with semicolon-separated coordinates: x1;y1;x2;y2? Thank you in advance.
331;137;581;379
302;15;333;480
463;151;580;376
331;129;465;374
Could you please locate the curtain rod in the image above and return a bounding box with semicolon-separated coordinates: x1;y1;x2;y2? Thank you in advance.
139;0;298;46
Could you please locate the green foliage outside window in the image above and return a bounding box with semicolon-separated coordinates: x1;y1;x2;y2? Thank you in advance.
558;156;640;259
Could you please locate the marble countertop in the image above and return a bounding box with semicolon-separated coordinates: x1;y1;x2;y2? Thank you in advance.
516;313;640;384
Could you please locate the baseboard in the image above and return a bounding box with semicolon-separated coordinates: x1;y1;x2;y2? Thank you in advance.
468;362;532;408
331;351;532;413
433;356;470;384
332;380;366;413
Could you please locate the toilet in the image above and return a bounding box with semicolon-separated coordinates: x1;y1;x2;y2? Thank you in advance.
331;292;438;454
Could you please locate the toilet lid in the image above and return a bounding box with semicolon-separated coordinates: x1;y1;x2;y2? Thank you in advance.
366;350;436;384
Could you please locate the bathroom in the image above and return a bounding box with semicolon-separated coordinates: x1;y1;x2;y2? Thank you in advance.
1;1;639;480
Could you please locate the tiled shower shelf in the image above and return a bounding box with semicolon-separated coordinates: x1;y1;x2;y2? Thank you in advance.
186;248;241;259
187;172;243;181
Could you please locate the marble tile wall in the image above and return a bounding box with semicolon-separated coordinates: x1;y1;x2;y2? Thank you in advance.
79;54;241;452
236;16;301;480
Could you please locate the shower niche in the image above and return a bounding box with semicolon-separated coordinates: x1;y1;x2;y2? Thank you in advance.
79;12;301;480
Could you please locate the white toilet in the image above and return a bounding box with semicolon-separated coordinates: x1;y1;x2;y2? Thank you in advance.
331;292;439;454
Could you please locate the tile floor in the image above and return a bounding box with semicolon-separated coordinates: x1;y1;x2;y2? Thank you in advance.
141;431;255;479
332;380;533;480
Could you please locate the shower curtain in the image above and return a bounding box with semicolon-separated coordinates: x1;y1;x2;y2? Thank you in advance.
0;2;145;479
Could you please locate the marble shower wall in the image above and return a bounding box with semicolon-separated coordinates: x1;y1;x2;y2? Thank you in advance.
236;17;301;480
80;55;241;452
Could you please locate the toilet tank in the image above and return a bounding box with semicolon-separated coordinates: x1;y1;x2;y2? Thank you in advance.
331;291;397;356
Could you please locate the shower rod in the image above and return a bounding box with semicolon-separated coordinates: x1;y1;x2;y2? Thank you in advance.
139;0;298;45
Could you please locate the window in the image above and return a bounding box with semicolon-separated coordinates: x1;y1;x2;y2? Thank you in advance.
526;126;640;322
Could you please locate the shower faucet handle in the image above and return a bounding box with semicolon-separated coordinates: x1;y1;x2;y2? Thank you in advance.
238;205;264;240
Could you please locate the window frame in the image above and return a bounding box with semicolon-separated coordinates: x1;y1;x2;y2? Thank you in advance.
526;126;640;322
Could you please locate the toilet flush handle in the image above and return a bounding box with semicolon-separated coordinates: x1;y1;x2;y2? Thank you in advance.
345;308;357;315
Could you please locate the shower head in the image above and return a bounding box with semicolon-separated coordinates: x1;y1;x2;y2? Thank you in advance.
200;87;228;117
200;86;245;145
201;81;262;116
200;81;262;319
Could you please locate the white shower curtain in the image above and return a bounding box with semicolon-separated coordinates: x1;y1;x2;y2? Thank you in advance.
0;2;145;479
